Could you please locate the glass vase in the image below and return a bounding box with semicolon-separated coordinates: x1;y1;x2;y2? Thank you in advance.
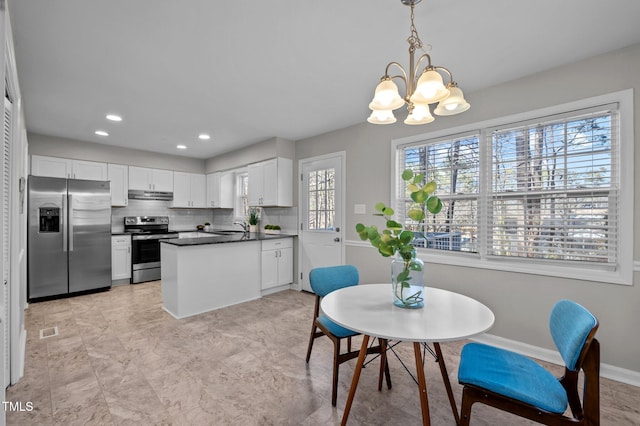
391;253;425;309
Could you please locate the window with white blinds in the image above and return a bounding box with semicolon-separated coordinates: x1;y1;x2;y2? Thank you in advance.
488;105;617;264
398;134;480;252
393;91;633;284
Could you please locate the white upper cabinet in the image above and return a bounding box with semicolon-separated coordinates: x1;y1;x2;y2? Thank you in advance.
108;163;129;207
73;159;109;180
248;158;292;207
206;171;234;208
31;155;70;178
31;155;108;180
128;166;173;192
172;172;206;208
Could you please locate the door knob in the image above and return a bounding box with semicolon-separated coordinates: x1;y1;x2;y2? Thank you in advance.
334;237;340;242
335;227;340;232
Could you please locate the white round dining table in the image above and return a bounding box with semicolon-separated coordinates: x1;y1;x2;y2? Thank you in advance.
321;284;495;426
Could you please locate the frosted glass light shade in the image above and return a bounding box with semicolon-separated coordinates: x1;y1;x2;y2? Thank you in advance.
404;103;434;125
434;85;470;116
411;69;450;104
369;79;405;111
367;109;397;125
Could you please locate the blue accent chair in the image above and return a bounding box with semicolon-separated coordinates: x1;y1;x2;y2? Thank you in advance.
458;299;600;425
305;265;391;406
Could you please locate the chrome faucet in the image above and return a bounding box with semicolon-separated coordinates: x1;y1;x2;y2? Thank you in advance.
233;221;249;232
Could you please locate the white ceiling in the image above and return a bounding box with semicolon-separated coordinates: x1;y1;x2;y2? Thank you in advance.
9;0;640;159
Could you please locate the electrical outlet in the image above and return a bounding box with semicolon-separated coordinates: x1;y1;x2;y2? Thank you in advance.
354;204;366;214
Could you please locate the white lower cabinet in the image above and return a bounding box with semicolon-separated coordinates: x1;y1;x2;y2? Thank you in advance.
261;238;293;290
111;235;131;281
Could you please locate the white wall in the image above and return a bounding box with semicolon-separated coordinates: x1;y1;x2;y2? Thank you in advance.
295;43;640;374
205;136;294;173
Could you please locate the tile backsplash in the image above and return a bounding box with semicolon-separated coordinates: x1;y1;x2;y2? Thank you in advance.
210;206;298;235
111;199;214;232
111;200;298;234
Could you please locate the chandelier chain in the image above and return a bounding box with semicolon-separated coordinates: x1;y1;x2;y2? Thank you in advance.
407;3;423;53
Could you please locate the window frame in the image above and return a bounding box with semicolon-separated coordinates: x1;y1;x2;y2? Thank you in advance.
390;90;634;285
233;169;249;221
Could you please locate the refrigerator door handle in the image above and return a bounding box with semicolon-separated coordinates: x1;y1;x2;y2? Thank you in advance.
68;194;74;252
62;194;68;252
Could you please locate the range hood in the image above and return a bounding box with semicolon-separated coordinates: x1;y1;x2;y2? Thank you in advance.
128;189;173;201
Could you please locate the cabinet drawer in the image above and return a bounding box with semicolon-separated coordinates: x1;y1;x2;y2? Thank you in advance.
261;238;293;251
112;235;131;246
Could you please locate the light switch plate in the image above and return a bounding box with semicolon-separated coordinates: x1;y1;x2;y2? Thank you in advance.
354;204;366;214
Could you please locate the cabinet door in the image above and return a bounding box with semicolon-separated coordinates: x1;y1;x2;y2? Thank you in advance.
108;164;129;206
128;166;151;190
206;172;220;207
219;171;235;208
111;236;131;280
247;163;263;206
261;159;278;206
31;155;71;178
190;174;206;208
171;172;191;207
73;160;108;180
275;157;293;207
261;249;279;290
151;169;173;192
277;246;294;286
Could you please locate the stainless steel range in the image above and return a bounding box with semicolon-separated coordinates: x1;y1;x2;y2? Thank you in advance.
124;216;178;283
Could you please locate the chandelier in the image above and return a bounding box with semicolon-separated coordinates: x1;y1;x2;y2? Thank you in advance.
367;0;470;125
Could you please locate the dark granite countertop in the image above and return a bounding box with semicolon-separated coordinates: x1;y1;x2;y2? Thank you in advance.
160;232;295;247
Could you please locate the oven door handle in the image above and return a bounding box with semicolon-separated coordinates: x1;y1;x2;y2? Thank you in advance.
131;234;178;241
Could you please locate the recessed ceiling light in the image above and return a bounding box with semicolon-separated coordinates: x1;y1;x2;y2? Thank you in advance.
95;130;109;136
106;114;122;122
176;145;187;150
198;133;210;140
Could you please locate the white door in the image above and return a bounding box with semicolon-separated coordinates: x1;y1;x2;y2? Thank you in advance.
2;97;12;390
299;152;345;292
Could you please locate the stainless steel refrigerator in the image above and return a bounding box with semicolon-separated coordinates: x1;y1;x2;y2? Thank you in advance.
28;176;112;300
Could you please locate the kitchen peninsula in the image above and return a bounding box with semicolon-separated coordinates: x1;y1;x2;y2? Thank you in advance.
160;232;294;318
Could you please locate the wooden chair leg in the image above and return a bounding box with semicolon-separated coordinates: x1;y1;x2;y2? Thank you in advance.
331;337;341;406
305;324;318;363
459;387;475;426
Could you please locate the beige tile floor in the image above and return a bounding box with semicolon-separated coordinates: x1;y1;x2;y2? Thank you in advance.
5;281;640;425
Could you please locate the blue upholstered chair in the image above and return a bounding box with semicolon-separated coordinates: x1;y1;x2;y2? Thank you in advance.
305;264;391;406
458;299;600;425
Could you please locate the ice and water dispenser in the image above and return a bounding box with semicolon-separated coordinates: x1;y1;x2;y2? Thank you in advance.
39;207;60;233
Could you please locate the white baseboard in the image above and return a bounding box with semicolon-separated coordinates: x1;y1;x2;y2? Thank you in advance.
471;333;640;387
